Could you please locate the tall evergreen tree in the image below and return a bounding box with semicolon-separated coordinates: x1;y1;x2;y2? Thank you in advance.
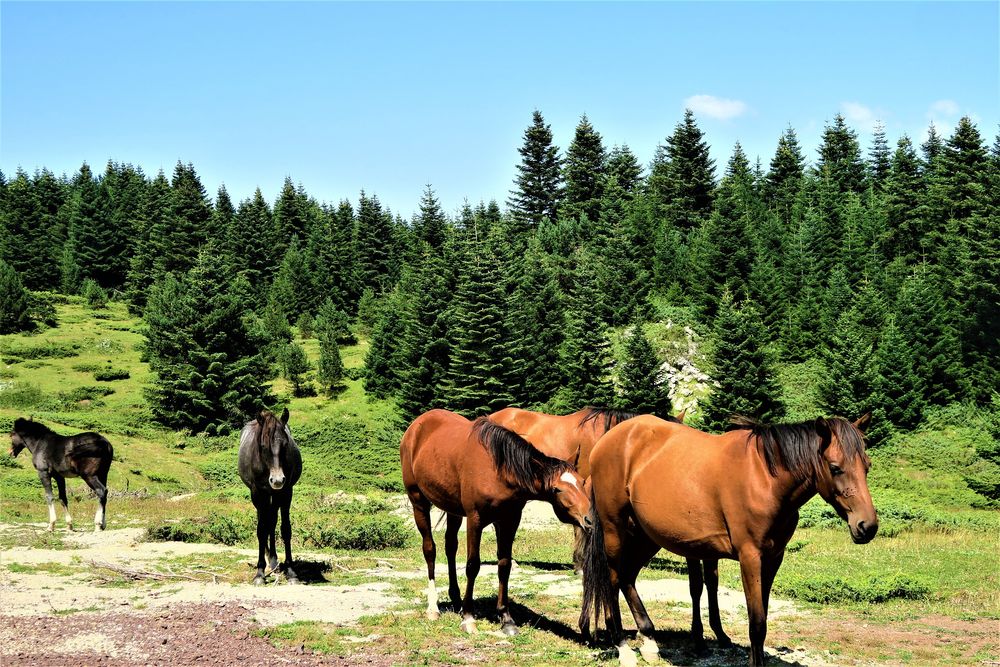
816;114;866;195
870;316;925;443
153;162;212;277
561;114;607;223
867;121;892;191
765;126;806;224
33;168;70;289
606;144;644;196
700;291;784;431
363;288;409;398
885;136;927;264
647;109;716;231
819;306;876;419
125;171;171;310
2;169;47;290
143;247;273;433
0;259;32;334
268;237;312;321
226;188;276;297
67;163;120;290
413;185;449;250
508;110;563;233
617;321;672;416
353;191;395;294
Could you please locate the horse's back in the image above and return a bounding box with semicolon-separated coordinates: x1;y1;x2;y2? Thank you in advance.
488;408;582;463
63;432;113;478
401;409;486;516
592;416;740;558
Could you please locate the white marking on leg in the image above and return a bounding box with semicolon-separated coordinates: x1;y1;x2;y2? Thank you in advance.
425;579;440;619
460;615;477;634
94;505;105;531
617;640;639;667
638;633;660;663
47;502;56;531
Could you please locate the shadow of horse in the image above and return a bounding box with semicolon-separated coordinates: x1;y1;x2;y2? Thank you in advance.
592;628;812;667
244;558;331;584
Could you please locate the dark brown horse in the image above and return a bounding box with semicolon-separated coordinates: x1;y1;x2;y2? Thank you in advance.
238;408;302;585
9;417;113;532
580;414;878;667
400;409;591;635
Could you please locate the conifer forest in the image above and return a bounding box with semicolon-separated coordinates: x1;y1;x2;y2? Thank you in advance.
1;109;998;466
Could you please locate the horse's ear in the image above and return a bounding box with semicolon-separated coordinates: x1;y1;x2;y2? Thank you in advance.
853;412;872;434
675;409;686;423
257;411;266;427
280;408;289;425
815;418;833;451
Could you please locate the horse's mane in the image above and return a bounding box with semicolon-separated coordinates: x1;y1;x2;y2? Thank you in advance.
243;410;290;464
13;418;53;440
472;417;573;491
578;407;681;434
730;415;866;480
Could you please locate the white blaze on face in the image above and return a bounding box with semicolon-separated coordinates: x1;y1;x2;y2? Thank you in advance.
559;471;580;490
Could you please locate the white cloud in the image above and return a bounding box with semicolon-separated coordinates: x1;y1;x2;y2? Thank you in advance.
928;99;960;117
840;101;883;132
683;94;748;121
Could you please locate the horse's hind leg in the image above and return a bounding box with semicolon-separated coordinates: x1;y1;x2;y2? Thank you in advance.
687;558;706;650
279;492;298;583
494;506;523;636
703;558;731;646
38;472;56;531
84;474;108;531
619;529;662;663
459;513;484;634
444;513;463;611
410;495;440;620
54;475;72;531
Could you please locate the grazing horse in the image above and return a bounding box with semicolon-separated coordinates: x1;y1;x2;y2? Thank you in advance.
9;417;113;532
238;408;302;585
580;414;877;667
400;409;591;635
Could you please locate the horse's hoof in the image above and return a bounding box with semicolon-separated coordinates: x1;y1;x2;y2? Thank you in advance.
715;634;733;648
66;524;73;532
285;574;301;585
47;523;55;532
638;635;660;663
617;644;639;667
460;618;477;634
501;622;518;637
252;576;266;586
426;609;440;621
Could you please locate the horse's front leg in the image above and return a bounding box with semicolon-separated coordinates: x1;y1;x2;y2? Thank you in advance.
38;471;56;532
704;558;731;646
54;475;72;531
459;513;483;634
493;506;523;636
445;513;463;612
279;491;298;583
687;558;705;649
738;550;769;667
250;491;272;585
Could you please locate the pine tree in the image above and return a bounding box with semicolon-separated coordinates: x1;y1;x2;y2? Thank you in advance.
125;171;171;311
363;289;409;398
143;247;273;433
647;109;716;231
700;291;784;432
153;162;212;277
508;110;563;233
885;136;926;264
868;121;892;191
66;163;119;290
816;114;866;195
226;188;276;297
268;237;313;321
413;185;448;250
2;169;47;290
353;191;395;294
33;168;70;290
870;316;925;444
819;306;875;419
273;176;309;258
606;145;644;196
561;114;607;223
556;251;615;410
617;321;672;416
315;297;355;345
316;320;345;396
280;341;313;397
765;126;806;224
0;259;32;334
212;185;236;268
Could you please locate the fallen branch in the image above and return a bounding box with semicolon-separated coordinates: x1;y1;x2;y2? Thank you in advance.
88;559;229;584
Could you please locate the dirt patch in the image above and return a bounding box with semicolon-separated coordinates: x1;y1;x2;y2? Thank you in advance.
1;603;400;666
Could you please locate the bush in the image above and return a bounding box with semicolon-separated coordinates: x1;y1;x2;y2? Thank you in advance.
94;367;130;381
295;312;315;339
0;341;81;360
82;279;108;309
0;382;46;409
297;514;409;550
145;512;255;546
777;572;931;604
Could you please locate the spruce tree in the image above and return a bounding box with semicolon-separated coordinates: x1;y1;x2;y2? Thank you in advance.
885;136;927;264
765;126;806;224
144;247;273;433
125;171;171;311
819;306;875;419
33;168;70;290
280;341;313;397
316;322;345;396
413;185;448;250
647;109;716;231
870;316;925;444
508;110;563;233
3;169;46;290
700;291;784;432
617;321;672;416
816;114;866;195
353;191;395;294
0;259;32;334
226;188;276;297
315;297;355;345
362;288;409;398
268;238;313;321
67;163;119;290
868;121;892;191
153;162;212;277
606;144;644;196
561;114;607;223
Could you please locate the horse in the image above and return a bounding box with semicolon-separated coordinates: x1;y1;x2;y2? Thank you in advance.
580;414;878;667
238;408;302;585
400;409;592;635
9;417;113;532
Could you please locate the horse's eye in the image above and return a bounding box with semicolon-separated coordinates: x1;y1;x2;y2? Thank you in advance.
830;465;844;476
553;487;563;494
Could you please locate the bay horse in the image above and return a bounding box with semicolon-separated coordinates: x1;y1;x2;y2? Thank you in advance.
9;417;113;532
400;409;591;635
238;408;302;585
580;414;877;667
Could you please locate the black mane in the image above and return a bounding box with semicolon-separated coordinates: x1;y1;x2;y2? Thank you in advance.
579;407;681;434
472;417;573;490
12;418;53;440
730;415;867;480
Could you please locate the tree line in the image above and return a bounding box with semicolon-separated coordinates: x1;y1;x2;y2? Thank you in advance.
0;110;996;443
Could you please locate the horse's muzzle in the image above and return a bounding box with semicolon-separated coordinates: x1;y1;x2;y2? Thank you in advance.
269;477;285;490
850;519;878;544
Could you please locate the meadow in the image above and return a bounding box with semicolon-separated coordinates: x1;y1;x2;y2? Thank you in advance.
1;299;997;666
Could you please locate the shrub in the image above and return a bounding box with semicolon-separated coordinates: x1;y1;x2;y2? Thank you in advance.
295;312;315;339
94;367;130;381
0;341;81;360
777;572;931;604
82;279;108;309
0;452;19;468
145;512;254;546
0;383;47;409
297;514;409;550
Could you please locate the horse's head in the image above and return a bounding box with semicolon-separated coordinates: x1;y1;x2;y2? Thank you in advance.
257;408;291;490
9;417;33;457
814;414;878;544
547;467;592;532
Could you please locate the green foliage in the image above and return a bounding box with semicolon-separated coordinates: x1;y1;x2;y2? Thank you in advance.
81;278;108;309
616;322;672;416
146;512;255;546
93;367;130;381
776;571;930;604
280;341;314;397
0;259;33;334
297;514;409;550
295;312;314;339
508;110;563;230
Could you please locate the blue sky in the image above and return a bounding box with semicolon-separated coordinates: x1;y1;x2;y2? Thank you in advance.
2;2;997;218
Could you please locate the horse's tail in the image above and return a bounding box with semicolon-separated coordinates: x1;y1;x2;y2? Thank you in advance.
579;486;615;642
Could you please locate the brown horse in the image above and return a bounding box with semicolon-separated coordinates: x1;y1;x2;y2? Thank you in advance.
400;409;591;635
580;414;877;667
